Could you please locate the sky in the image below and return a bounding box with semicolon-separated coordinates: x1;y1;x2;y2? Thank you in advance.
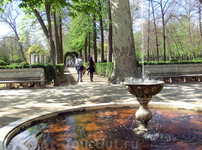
0;23;13;38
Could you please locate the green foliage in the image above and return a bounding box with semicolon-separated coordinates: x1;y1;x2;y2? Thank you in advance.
65;13;93;52
27;45;46;55
84;62;114;78
83;62;88;68
94;62;114;77
19;61;29;66
30;63;64;83
94;63;101;75
143;60;202;65
106;62;114;78
169;59;178;62
0;60;8;66
27;45;46;64
56;63;65;82
64;0;108;55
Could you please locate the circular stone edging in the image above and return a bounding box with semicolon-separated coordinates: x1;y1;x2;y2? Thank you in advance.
1;102;202;150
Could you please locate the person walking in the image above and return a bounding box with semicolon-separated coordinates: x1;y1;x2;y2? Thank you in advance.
88;57;95;82
75;55;83;82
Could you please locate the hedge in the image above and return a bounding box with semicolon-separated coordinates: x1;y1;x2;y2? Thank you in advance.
142;59;202;65
84;62;114;78
0;60;8;66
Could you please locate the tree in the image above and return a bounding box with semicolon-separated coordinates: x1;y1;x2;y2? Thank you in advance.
53;11;60;64
0;2;27;62
147;0;151;61
18;0;69;85
65;12;91;61
107;0;112;63
93;14;98;63
110;0;141;83
180;0;196;59
150;0;160;61
98;0;104;62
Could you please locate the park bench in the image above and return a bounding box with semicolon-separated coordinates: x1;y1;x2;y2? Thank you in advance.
0;68;45;89
144;63;202;83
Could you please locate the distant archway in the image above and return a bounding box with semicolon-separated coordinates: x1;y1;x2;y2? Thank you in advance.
27;45;46;64
64;52;79;65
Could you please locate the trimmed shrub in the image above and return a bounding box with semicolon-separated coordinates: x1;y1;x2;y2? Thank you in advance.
0;60;8;66
142;60;202;65
106;62;114;78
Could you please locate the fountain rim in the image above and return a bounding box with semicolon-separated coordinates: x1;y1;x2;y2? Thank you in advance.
124;81;164;85
1;101;202;150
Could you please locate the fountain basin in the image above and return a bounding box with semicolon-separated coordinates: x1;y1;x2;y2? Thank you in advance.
3;103;202;150
124;81;164;98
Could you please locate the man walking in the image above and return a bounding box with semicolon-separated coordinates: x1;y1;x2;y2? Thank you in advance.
75;55;83;82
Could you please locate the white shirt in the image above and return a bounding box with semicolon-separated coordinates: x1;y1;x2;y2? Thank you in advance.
76;58;83;66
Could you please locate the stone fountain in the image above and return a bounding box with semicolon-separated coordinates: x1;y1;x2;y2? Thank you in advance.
124;81;164;133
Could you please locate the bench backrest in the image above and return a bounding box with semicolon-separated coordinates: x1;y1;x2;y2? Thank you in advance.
0;68;45;81
144;64;202;76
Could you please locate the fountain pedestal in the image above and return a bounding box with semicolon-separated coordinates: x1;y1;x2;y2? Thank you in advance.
124;82;164;133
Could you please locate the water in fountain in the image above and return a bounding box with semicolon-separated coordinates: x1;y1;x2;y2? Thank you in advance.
124;77;160;84
7;108;202;149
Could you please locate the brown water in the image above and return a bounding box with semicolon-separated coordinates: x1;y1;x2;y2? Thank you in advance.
7;108;202;150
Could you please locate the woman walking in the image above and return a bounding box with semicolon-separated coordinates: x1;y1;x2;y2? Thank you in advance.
88;57;95;82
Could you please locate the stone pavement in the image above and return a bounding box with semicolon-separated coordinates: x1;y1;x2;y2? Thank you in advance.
1;67;202;129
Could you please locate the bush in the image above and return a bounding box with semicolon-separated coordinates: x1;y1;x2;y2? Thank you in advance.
141;59;202;66
19;62;30;68
169;59;178;62
0;60;8;66
19;62;29;66
93;62;114;77
106;62;114;78
94;63;102;75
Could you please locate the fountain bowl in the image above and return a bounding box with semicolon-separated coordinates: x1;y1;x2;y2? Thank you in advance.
124;81;164;133
124;81;164;98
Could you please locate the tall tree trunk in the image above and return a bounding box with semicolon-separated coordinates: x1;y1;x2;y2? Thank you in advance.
151;0;159;61
107;0;113;63
198;1;202;41
187;2;195;59
33;9;49;38
166;28;180;60
11;39;13;63
59;11;63;63
160;0;166;61
170;24;184;59
93;15;97;63
3;39;6;62
85;36;88;63
110;0;141;83
147;1;150;62
165;37;172;60
53;11;60;64
13;30;26;62
99;1;104;62
88;32;91;59
45;3;59;86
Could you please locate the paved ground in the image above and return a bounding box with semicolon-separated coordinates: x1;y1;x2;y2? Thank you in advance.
1;67;202;129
